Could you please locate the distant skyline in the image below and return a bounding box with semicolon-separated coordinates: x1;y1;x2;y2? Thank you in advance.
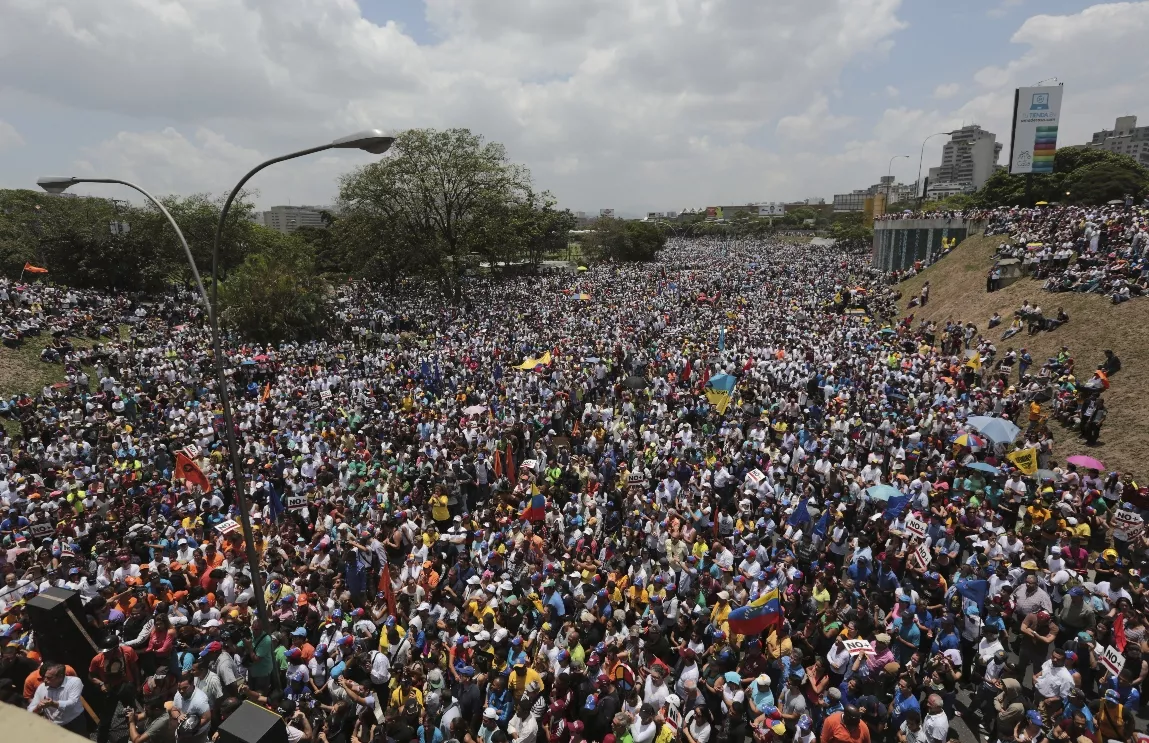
2;1;1148;216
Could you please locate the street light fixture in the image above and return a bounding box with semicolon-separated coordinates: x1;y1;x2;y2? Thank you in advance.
203;130;394;641
34;128;393;669
34;174;262;613
915;130;961;207
886;155;910;209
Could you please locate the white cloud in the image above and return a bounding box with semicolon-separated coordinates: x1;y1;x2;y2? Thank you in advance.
964;2;1149;155
72;126;382;207
0;0;909;211
776;96;855;143
988;0;1026;18
886;86;900;98
933;83;961;100
0;120;24;151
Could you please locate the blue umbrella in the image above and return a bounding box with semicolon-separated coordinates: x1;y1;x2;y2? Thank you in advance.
966;415;1021;444
866;484;902;502
966;461;1002;476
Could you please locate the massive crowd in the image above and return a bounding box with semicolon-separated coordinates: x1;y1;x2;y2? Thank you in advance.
0;236;1145;743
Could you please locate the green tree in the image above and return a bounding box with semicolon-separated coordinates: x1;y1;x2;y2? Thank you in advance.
973;146;1149;207
583;218;666;262
829;212;872;250
218;229;328;344
1063;161;1149;205
338;128;532;300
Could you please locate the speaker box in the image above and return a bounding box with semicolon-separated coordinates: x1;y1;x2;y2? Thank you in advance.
218;701;287;743
25;587;97;676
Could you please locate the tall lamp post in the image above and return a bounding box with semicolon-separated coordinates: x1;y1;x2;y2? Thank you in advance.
886;154;909;210
915;130;960;207
34;129;393;652
205;130;393;642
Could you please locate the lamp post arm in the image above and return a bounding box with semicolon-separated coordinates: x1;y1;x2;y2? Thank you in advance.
210;143;334;306
77;178;210;310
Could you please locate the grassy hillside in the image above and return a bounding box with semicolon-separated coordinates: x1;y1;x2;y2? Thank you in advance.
897;234;1149;479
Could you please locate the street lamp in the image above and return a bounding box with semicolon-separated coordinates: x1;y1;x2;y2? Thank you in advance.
886;154;909;209
204;130;393;636
916;130;960;207
34;129;392;661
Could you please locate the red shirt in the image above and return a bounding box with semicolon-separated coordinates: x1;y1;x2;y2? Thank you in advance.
89;645;140;687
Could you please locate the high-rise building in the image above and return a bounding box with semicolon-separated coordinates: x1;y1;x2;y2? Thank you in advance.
1085;116;1149;166
926;125;1002;192
258;205;330;234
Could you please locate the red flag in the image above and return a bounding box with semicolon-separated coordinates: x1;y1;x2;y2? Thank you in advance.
175;451;211;490
493;450;504;479
380;565;397;617
23;262;48;274
1115;612;1128;652
505;443;515;476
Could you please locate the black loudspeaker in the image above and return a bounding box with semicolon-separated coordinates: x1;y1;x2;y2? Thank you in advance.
26;587;97;676
218;701;287;743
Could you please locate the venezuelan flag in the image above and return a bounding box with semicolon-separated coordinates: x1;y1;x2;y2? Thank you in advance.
727;587;782;635
520;492;546;522
704;373;736;414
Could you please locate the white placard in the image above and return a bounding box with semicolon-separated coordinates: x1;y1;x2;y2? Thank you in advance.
746;469;765;486
1115;510;1144;540
628;473;645;486
521;459;538;471
215;519;240;534
286;494;308;511
911;542;932;569
29;522;55;539
665;705;682;731
320;389;333;401
905;516;928;540
843;639;874;657
1100;645;1126;676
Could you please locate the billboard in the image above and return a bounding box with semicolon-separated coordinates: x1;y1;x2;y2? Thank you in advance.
705;206;724;219
646;212;660;220
757;203;785;217
599;208;615;217
1008;85;1063;174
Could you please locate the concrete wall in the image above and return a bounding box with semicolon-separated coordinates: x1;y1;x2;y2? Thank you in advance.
872;218;982;272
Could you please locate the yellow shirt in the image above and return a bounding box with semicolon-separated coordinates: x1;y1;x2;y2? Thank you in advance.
431;494;450;522
389;686;423;711
508;666;543;697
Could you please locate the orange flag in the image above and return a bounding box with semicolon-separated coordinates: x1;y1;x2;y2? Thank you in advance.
175;451;211;490
260;383;271;403
23;263;48;274
493;449;504;479
505;443;516;475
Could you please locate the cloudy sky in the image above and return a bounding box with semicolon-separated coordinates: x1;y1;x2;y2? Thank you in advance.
2;0;1147;215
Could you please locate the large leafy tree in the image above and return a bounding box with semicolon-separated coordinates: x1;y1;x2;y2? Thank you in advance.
0;188;257;291
974;146;1149;206
583;217;667;262
338;128;533;300
218;228;328;344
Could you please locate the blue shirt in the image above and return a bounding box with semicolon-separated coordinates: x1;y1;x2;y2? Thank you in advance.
891;687;920;728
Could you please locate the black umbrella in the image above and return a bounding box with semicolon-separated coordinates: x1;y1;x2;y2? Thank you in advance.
624;375;649;390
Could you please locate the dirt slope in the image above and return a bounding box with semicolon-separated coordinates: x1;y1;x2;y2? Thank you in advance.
896;234;1149;480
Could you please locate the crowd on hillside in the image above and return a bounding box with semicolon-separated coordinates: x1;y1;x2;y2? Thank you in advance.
0;237;1145;743
987;205;1149;303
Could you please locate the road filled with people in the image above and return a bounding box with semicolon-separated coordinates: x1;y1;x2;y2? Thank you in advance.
0;236;1146;743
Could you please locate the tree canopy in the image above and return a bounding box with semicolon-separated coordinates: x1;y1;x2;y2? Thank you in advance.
581;218;667;262
973;146;1149;207
337;128;574;300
